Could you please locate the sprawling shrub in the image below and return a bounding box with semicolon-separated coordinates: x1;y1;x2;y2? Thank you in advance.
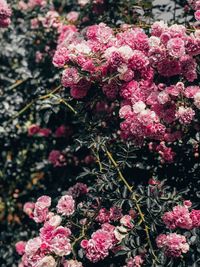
0;0;200;267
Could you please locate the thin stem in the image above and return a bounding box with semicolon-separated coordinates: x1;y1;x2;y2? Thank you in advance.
56;97;77;114
7;85;77;123
105;149;133;192
92;147;104;172
8;78;29;90
104;147;159;263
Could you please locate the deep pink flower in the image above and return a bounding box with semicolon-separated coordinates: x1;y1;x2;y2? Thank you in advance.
67;182;88;198
70;86;88;99
53;47;69;68
96;208;110;223
15;241;27;255
38;128;52;137
162;205;193;230
195;9;200;20
48;150;66;167
190;209;200;227
109;206;123;221
0;0;11;28
28;124;40;136
62;68;80;87
81;224;117;262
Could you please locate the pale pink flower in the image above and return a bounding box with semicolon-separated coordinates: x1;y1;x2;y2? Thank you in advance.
125;255;144;267
78;0;90;6
66;11;79;23
37;256;57;267
132;101;146;114
114;226;128;242
120;215;134;229
48;215;62;227
23;202;35;218
167;38;185;58
49;226;72;256
63;259;83;267
25;237;42;255
33;196;51;223
194;91;200;109
176;107;195;124
56;195;75;216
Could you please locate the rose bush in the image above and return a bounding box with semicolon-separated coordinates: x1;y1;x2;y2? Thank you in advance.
0;0;200;267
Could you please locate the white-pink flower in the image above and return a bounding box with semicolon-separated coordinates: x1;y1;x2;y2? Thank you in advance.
56;194;75;216
37;256;57;267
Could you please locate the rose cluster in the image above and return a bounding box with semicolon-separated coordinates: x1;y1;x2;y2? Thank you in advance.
0;0;11;28
16;194;76;266
16;190;136;266
28;124;73;138
187;0;200;20
81;215;134;263
53;22;200;162
162;201;200;230
155;201;200;259
124;256;144;267
156;233;189;258
18;0;47;11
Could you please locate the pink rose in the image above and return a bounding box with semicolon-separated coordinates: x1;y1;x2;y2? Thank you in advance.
38;128;52;137
56;195;75;216
28;124;40;136
66;11;79;23
49;226;71;256
37;256;57;267
63;259;83;267
120;215;134;229
15;241;26;255
23;202;35;218
195;10;200;20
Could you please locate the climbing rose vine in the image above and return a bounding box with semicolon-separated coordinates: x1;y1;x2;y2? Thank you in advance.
1;1;200;267
52;21;200;162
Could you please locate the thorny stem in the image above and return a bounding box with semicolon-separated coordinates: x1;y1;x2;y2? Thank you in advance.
105;149;133;192
50;94;77;114
7;85;77;123
8;78;30;90
71;225;86;259
92;147;104;172
104;147;159;263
